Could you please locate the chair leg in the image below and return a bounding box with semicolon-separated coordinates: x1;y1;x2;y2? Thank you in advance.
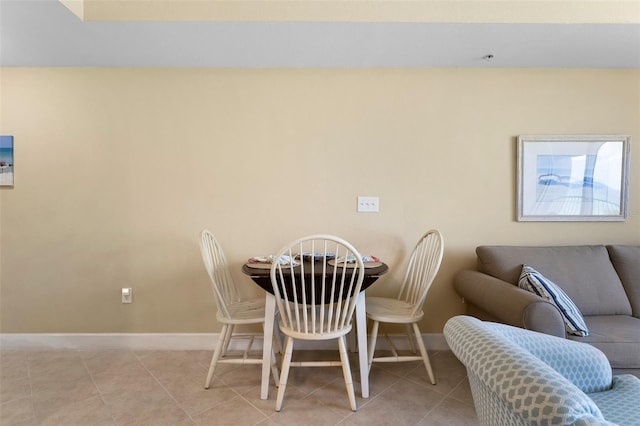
367;320;380;372
222;324;234;355
270;345;280;387
348;323;357;353
338;335;357;411
262;321;280;386
412;322;435;385
272;313;283;354
275;336;294;412
406;324;417;354
205;323;229;389
273;329;283;355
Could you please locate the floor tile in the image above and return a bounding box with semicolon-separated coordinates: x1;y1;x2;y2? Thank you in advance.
0;348;478;426
1;351;29;382
341;378;447;425
0;396;37;426
416;397;478;426
191;395;268;425
1;376;32;405
36;396;115;426
155;369;238;417
100;379;190;425
266;396;350;425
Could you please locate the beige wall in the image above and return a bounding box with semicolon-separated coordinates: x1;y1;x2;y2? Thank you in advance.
1;67;638;334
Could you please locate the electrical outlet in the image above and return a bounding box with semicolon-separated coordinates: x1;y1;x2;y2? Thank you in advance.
357;196;379;213
122;288;132;303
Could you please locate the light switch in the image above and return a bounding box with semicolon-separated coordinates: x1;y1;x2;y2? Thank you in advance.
357;196;379;213
122;288;132;303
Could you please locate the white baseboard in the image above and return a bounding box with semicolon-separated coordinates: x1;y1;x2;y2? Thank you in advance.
0;333;218;351
0;333;449;351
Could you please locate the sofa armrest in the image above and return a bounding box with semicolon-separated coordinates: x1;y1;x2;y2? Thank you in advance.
454;270;566;337
487;322;613;393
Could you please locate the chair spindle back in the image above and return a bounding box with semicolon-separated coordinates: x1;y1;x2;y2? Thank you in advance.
200;230;240;320
270;235;365;337
397;229;444;316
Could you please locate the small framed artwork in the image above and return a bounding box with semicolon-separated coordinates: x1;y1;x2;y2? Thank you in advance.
517;135;630;221
0;135;13;187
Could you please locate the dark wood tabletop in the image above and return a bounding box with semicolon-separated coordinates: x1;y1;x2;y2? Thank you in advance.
242;261;389;295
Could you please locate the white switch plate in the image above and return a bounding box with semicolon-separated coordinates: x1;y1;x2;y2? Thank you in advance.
122;288;132;304
357;196;379;213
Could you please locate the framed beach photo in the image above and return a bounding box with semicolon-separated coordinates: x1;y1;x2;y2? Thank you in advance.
0;135;14;187
517;135;630;221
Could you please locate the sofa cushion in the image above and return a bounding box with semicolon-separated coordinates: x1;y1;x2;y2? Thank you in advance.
519;265;589;336
588;374;640;426
476;245;632;316
607;245;640;318
569;315;640;369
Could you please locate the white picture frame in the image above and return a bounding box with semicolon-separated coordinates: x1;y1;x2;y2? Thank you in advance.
517;135;630;222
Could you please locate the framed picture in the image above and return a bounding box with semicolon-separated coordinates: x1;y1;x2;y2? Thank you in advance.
0;135;13;187
517;135;630;221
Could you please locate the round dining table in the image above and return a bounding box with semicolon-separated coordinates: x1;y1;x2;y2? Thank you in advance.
242;260;389;400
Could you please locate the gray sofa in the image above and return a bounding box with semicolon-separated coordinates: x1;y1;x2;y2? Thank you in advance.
454;245;640;377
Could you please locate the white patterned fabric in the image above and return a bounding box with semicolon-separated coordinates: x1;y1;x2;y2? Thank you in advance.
588;375;640;426
519;264;590;337
488;322;611;393
443;315;638;426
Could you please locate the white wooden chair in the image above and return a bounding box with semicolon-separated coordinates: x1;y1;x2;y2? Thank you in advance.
199;230;279;390
270;235;365;412
366;229;444;385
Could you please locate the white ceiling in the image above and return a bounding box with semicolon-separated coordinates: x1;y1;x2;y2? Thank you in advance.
1;0;639;68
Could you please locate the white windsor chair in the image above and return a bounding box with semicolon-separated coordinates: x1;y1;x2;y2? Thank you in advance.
366;229;444;385
199;230;279;390
270;235;365;412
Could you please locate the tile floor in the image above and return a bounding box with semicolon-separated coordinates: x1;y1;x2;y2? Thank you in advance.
1;348;478;426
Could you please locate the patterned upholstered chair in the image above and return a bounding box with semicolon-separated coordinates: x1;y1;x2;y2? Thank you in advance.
444;315;640;426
